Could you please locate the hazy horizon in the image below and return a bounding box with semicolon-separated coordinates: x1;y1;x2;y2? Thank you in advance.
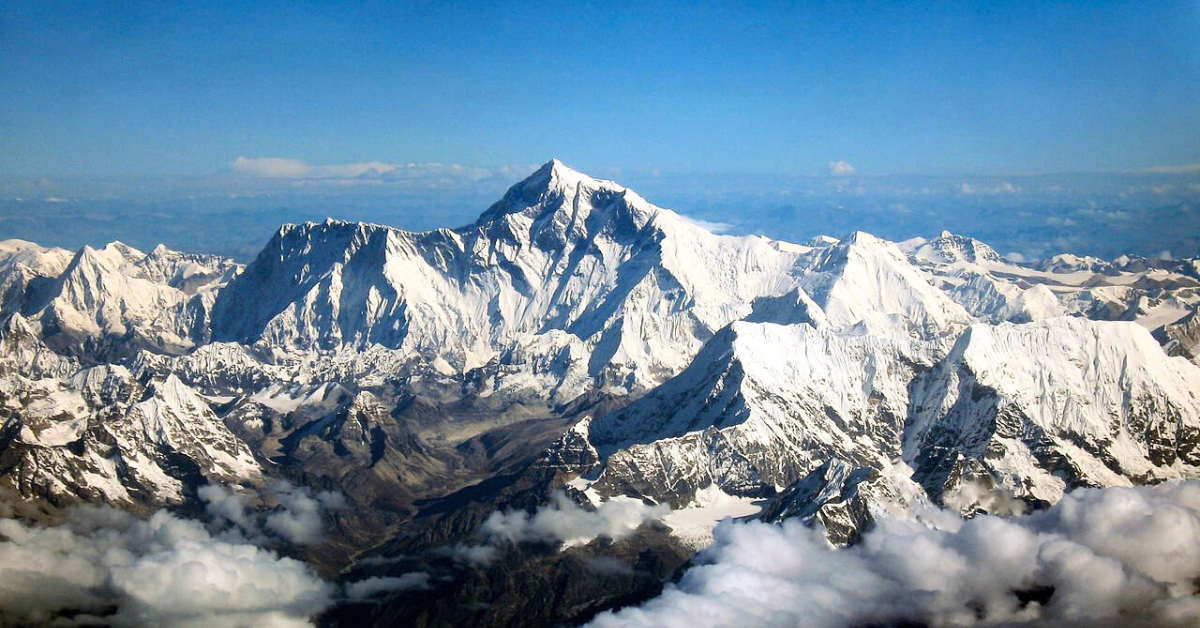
2;160;1197;263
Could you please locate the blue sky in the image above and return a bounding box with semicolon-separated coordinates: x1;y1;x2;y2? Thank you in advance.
2;0;1199;177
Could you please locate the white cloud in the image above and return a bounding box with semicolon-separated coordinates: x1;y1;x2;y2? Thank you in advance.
1004;251;1028;263
1139;164;1200;174
960;181;1020;196
586;481;1200;628
199;481;344;546
447;492;667;565
231;157;315;178
0;507;333;628
444;542;499;565
679;216;735;234
230;156;399;179
827;161;856;176
228;157;533;186
344;573;431;600
1158;250;1174;261
482;493;666;548
198;483;257;534
264;481;345;546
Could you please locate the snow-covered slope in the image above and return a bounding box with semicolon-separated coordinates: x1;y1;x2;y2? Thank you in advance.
0;314;79;379
0;241;239;361
796;231;972;347
0;364;260;508
911;232;1064;323
0;240;74;319
906;317;1200;506
0;239;73;272
909;232;1200;332
563;321;918;506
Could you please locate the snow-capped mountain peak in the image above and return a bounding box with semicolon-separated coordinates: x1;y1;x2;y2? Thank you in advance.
798;229;973;343
473;158;659;248
914;231;1003;265
208;161;812;388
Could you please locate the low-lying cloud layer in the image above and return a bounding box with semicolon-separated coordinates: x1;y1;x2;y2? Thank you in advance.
345;573;432;601
449;492;667;565
587;481;1200;628
199;481;344;546
0;482;344;627
481;493;668;548
0;508;332;628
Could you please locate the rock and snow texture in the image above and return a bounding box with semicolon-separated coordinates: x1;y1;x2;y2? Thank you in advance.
0;159;1199;545
0;240;238;361
1157;307;1200;366
580;321;918;506
210;160;807;393
906;317;1200;506
0;363;260;508
758;457;931;545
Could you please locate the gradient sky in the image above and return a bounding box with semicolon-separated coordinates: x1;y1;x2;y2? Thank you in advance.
2;0;1199;177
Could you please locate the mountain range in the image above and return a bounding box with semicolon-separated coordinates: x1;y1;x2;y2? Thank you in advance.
1;160;1199;627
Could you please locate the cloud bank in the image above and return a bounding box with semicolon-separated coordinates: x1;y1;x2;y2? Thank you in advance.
481;493;667;548
0;481;345;627
199;481;344;546
586;481;1200;628
0;507;332;628
345;573;432;600
448;492;667;565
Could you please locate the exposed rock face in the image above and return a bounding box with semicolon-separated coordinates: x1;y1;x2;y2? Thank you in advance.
905;317;1200;506
1157;307;1200;366
759;457;930;545
579;321;918;507
0;364;259;510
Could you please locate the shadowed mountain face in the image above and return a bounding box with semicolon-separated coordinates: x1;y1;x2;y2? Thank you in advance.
1;161;1199;628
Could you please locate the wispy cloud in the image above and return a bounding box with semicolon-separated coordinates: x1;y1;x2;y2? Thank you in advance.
231;156;315;178
446;492;667;565
959;181;1020;195
231;156;397;179
679;216;735;234
344;573;432;600
828;161;856;176
1138;164;1200;175
229;156;534;184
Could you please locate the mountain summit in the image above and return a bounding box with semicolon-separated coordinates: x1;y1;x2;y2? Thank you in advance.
209;161;810;388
